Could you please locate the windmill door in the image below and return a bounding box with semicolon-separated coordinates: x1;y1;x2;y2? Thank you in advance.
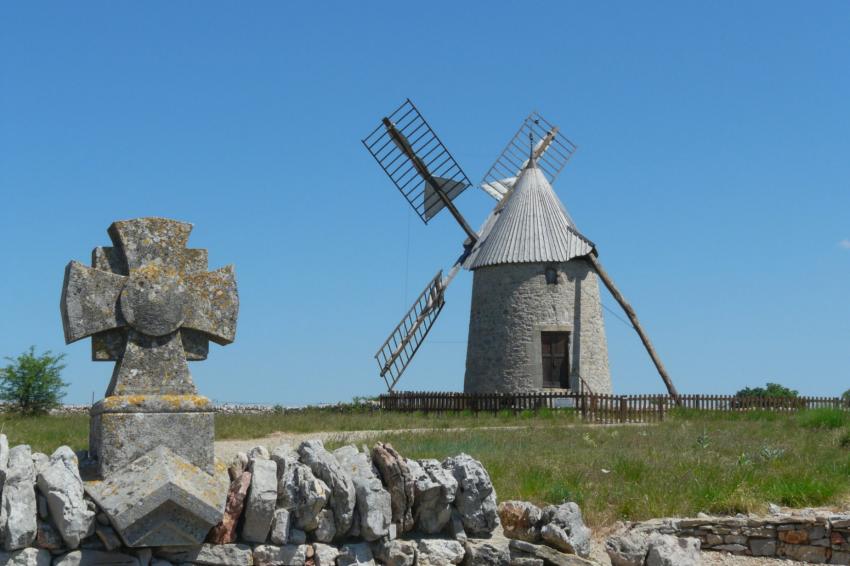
541;331;570;389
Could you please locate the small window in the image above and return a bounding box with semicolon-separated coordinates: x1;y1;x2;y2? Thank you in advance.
545;267;558;285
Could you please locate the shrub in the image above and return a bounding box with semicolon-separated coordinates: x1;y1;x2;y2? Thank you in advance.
0;347;68;415
842;389;850;402
735;383;799;398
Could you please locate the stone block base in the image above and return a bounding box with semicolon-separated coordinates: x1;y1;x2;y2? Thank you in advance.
89;395;215;478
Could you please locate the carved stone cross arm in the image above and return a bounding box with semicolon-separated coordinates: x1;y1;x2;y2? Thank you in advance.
60;218;239;397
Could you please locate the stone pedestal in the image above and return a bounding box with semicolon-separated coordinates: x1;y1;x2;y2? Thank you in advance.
89;395;216;478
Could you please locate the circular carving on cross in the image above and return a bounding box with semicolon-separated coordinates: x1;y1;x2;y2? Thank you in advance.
119;264;186;337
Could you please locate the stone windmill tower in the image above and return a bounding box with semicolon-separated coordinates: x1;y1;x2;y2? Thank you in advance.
363;100;678;399
463;156;611;394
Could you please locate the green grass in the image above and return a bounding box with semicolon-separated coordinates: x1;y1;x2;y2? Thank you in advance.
3;408;848;527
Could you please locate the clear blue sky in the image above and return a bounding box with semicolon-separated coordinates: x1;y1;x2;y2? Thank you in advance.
1;2;848;405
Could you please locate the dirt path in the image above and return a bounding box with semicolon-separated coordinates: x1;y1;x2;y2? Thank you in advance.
214;423;645;462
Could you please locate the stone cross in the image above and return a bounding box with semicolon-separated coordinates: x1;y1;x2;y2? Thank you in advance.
61;217;238;396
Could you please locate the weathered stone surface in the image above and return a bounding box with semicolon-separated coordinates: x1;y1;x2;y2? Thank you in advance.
252;545;307;566
241;459;277;543
777;542;828;562
36;446;95;548
0;434;10;475
85;446;228;547
247;446;270;462
336;543;375;566
277;460;328;531
157;543;253;566
371;443;415;534
645;534;701;566
371;539;416;566
448;510;468;544
508;540;597;566
53;550;140;566
334;446;391;541
443;453;499;537
0;548;51;566
313;509;336;543
89;396;216;477
605;531;649;566
61;218;239;397
208;470;252;544
407;458;457;534
31;453;49;478
311;543;338;566
269;509;291;545
465;259;611;395
0;445;37;550
498;501;542;543
228;452;249;481
463;536;511;566
540;502;591;558
416;538;466;565
297;441;355;537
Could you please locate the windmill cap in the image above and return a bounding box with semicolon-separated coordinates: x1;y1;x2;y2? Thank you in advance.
465;166;594;269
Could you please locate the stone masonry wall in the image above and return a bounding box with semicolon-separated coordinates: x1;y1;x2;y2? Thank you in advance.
629;511;850;564
464;259;612;395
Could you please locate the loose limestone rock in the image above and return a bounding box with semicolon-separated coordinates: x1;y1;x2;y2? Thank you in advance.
0;548;51;566
35;521;63;551
463;536;512;566
605;531;650;566
277;456;329;532
269;509;291;545
0;445;38;550
407;459;457;534
252;544;307;566
313;509;336;543
645;534;701;566
371;539;416;566
157;543;253;566
297;441;355;537
311;543;339;566
334;446;391;541
336;543;375;566
416;538;465;565
443;453;499;537
498;501;543;543
508;540;597;566
242;459;277;543
540;502;591;558
35;446;95;549
371;443;415;534
53;550;140;566
209;470;252;544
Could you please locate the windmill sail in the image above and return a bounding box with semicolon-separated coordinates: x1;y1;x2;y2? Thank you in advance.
362;99;477;240
480;112;577;202
375;271;446;392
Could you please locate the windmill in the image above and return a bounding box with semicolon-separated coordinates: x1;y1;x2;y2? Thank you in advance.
362;99;679;401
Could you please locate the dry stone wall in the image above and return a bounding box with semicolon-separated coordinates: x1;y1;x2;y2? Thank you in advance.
0;434;601;566
614;510;850;564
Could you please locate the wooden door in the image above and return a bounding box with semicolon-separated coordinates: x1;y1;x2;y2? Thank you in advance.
541;331;570;389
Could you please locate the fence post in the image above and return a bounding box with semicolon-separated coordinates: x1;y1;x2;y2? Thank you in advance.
619;397;627;424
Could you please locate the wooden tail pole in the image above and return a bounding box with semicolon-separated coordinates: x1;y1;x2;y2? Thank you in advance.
586;253;681;404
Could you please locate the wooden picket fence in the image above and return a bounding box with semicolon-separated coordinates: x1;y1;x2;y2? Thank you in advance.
377;391;850;424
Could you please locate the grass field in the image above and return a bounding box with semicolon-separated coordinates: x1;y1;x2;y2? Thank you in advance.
3;407;849;526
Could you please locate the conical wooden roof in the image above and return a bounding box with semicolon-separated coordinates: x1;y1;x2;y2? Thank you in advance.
466;164;594;269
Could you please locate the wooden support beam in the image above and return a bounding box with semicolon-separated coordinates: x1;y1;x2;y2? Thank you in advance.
586;253;681;404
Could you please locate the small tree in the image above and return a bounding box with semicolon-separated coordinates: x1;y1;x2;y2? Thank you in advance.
735;382;799;398
0;347;68;415
842;389;850;402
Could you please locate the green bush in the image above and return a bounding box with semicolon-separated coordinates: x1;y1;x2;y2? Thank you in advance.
735;382;799;398
0;347;68;415
842;389;850;402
